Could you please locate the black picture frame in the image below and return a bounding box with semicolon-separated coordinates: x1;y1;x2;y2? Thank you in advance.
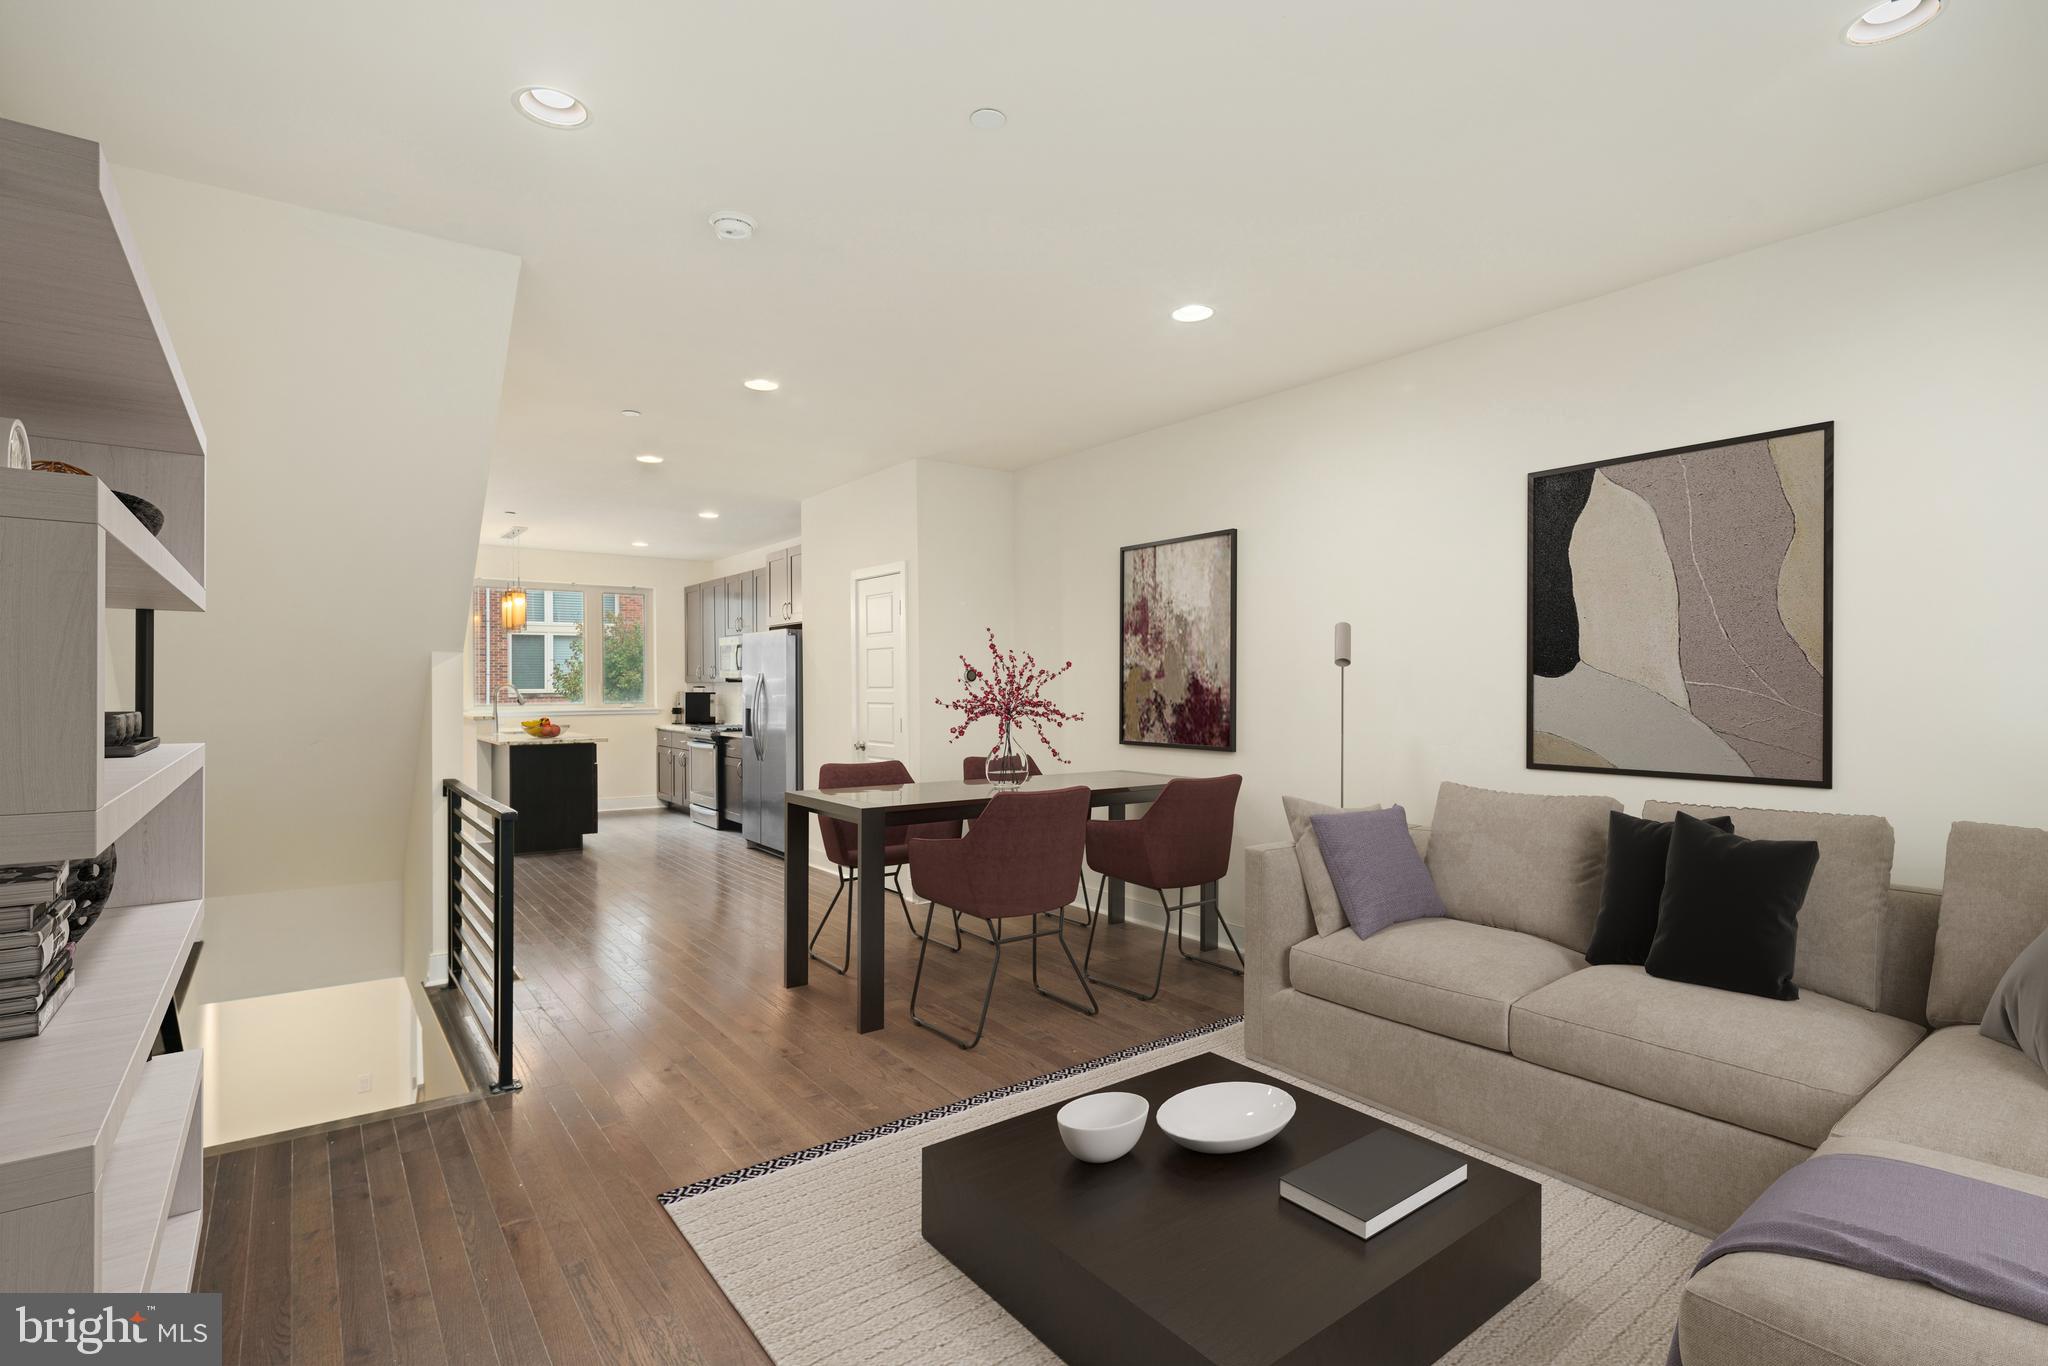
1526;421;1833;789
1118;528;1238;753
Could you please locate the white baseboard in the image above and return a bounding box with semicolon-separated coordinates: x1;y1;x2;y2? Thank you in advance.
601;794;663;812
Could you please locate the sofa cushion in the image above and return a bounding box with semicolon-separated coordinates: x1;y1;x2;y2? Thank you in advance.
1281;796;1380;937
1927;822;2048;1027
1830;1025;2048;1182
1643;800;1894;1010
1587;810;1732;967
1645;813;1817;1001
1424;781;1620;952
1288;917;1583;1052
1983;926;2048;1074
1511;965;1923;1147
1310;806;1445;940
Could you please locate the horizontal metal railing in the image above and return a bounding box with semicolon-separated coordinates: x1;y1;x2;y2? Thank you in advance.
442;778;520;1093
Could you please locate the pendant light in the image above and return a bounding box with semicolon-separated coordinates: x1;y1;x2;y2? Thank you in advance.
500;527;528;630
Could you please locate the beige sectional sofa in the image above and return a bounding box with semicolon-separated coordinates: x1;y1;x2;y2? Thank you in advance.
1245;787;2048;1365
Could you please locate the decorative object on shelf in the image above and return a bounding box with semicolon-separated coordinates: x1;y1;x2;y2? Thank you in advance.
103;710;159;758
29;458;171;539
1155;1079;1295;1153
114;491;165;537
3;418;28;470
1120;528;1236;751
62;847;117;941
935;628;1083;785
1056;1091;1148;1163
1333;621;1352;805
0;862;68;927
1529;422;1832;787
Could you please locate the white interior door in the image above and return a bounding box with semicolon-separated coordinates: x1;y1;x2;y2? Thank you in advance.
853;567;907;766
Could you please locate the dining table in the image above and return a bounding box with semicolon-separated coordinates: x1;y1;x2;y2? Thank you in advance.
783;770;1207;1032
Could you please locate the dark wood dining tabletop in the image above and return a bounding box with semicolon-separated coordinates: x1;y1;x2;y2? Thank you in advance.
783;770;1204;1032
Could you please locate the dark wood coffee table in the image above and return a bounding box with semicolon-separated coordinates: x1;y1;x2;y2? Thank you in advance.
921;1052;1540;1365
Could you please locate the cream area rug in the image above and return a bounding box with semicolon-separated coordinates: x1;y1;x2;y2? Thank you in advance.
658;1020;1705;1365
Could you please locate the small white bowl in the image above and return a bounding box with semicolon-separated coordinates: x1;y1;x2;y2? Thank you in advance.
1156;1081;1296;1153
1056;1091;1149;1163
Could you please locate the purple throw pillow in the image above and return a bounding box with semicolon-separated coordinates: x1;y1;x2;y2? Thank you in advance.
1308;805;1447;939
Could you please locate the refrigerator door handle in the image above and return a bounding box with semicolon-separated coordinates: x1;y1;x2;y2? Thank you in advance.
753;676;768;758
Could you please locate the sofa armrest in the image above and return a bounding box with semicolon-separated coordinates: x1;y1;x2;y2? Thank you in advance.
1245;841;1313;1052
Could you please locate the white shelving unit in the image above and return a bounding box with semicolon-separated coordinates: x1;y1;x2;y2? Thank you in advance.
0;115;210;1291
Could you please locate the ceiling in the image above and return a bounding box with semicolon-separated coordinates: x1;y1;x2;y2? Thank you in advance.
3;2;2045;559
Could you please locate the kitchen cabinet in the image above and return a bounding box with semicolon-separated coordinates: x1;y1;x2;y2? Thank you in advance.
749;566;768;633
766;545;803;626
684;584;705;684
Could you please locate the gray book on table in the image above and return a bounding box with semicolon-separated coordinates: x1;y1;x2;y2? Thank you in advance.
1281;1127;1469;1241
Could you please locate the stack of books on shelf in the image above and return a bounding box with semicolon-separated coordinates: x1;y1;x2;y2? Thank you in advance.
0;862;76;1042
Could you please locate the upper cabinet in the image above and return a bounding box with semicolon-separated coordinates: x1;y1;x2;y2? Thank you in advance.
766;546;802;627
683;547;800;683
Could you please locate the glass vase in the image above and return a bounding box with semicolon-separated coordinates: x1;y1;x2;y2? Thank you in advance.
986;734;1030;787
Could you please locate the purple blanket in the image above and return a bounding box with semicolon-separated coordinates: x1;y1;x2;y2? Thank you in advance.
1670;1154;2048;1364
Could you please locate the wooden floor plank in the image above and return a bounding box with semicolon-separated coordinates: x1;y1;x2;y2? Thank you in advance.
288;1134;344;1366
324;1128;395;1365
194;808;1240;1363
236;1140;294;1364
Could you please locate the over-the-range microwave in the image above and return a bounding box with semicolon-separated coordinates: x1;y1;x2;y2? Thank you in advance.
717;635;744;681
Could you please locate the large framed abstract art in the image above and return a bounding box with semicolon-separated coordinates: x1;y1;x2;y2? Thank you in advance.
1120;528;1237;751
1528;423;1832;787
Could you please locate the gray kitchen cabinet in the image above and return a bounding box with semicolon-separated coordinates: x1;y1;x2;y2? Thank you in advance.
748;565;768;633
765;545;803;627
698;584;719;681
683;584;705;683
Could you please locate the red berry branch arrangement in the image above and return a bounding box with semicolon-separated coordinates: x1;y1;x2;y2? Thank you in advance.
935;628;1084;763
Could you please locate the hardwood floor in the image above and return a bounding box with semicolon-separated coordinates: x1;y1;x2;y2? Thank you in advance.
193;809;1242;1364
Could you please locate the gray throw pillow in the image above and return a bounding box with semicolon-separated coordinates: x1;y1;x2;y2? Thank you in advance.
1309;805;1447;940
1281;796;1383;937
1982;925;2048;1075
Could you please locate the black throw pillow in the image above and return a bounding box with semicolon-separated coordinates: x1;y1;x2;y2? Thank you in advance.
1646;812;1818;1000
1586;810;1734;966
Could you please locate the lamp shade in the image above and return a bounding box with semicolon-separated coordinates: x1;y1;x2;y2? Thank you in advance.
500;587;528;632
1333;621;1352;667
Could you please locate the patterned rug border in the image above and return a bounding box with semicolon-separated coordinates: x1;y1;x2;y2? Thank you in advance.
655;1014;1243;1205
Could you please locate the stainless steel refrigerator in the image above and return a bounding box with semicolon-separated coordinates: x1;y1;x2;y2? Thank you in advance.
741;628;803;853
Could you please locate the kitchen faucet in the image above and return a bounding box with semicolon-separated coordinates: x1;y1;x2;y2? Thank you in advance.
491;680;526;734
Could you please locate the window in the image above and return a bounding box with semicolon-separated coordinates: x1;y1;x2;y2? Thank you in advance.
470;581;650;711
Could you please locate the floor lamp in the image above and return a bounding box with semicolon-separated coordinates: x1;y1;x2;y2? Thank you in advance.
1334;622;1352;806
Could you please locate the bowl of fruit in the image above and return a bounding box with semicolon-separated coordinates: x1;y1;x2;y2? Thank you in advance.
519;717;563;738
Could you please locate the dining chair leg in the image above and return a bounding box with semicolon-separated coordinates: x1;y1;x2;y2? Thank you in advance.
1174;886;1246;975
910;903;1002;1049
807;868;852;975
1084;873;1170;1003
1031;910;1099;1016
896;868;962;951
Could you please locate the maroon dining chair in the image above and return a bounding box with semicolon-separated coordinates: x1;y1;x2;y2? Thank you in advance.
961;753;1043;781
906;786;1095;1049
810;760;964;974
1083;774;1245;1001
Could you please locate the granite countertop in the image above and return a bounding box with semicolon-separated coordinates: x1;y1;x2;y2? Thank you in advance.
476;732;607;746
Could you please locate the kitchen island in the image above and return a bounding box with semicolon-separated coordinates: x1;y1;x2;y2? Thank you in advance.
475;733;604;852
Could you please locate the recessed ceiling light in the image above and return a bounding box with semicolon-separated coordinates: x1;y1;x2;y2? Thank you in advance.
635;453;664;464
513;87;590;129
620;408;641;418
1170;303;1216;323
630;540;649;548
743;378;780;392
1845;0;1943;44
969;108;1008;130
698;510;720;519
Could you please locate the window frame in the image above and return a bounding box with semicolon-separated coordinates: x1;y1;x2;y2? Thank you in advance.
470;578;655;715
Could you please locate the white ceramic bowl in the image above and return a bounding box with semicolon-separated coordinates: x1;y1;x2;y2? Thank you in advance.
1056;1091;1149;1163
1156;1081;1296;1153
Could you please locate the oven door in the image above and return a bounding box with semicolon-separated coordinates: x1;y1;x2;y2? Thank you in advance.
687;740;719;820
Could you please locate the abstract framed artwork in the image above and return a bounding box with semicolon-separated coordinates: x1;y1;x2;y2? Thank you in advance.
1120;528;1237;751
1527;422;1832;787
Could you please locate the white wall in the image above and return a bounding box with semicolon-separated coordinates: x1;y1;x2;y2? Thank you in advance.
916;462;1018;778
106;169;521;1008
800;461;921;793
466;543;709;803
1015;164;2048;902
